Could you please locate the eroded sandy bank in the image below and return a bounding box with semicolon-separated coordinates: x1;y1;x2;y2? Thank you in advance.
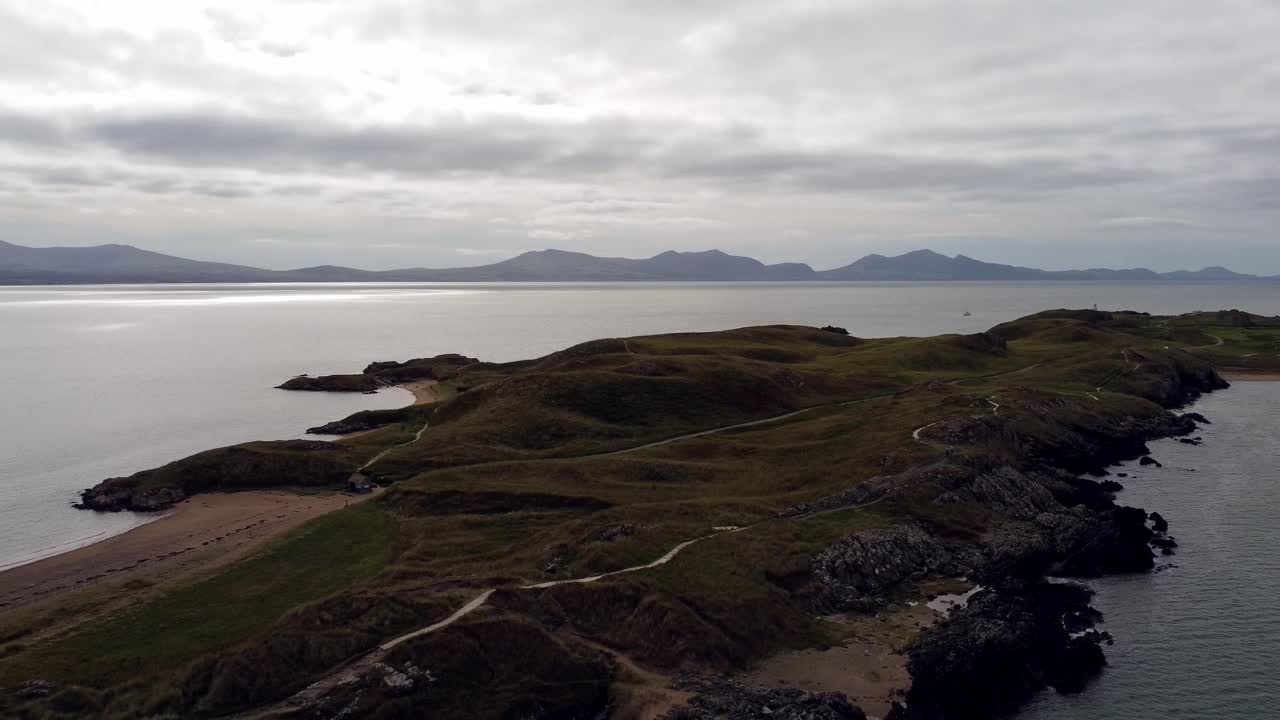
0;489;379;614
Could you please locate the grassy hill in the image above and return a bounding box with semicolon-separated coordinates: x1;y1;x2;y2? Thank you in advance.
2;310;1275;719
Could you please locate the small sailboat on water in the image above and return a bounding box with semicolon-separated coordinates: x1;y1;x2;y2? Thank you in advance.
963;307;972;317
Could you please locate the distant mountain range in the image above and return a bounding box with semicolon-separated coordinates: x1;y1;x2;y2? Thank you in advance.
1;240;1275;285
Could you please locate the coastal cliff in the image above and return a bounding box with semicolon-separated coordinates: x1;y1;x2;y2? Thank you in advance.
277;354;476;393
76;440;360;512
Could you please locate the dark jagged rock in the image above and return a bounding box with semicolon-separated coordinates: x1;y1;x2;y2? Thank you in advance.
821;325;850;335
813;525;970;611
16;680;51;699
76;440;359;512
278;373;379;392
1182;412;1210;425
916;393;1201;478
306;406;427;435
1057;505;1157;576
666;678;866;720
895;583;1108;720
595;522;637;542
1149;511;1169;533
1048;631;1110;693
983;504;1156;580
938;465;1063;520
846;362;1226;719
77;484;187;513
1139;456;1162;467
279;354;477;392
369;661;431;697
1178;437;1201;445
967;503;1155;583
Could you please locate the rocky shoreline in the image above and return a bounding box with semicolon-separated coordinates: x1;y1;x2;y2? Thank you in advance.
75;440;360;512
277;354;476;393
814;383;1223;718
74;356;468;513
287;369;1224;720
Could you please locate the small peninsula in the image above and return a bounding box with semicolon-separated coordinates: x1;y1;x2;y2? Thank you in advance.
4;309;1279;720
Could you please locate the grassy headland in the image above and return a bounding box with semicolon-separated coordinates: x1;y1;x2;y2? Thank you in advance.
4;310;1276;719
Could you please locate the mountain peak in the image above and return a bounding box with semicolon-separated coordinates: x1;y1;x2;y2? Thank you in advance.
898;249;950;259
0;241;1271;285
653;249;730;258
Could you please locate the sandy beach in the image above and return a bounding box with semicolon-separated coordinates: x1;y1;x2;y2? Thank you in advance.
1221;370;1280;381
0;379;429;614
403;379;441;405
0;489;379;614
740;602;943;719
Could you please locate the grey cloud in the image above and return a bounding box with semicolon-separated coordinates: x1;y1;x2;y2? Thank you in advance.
0;110;66;147
257;41;305;58
74;110;1160;203
665;147;1153;198
3;0;1280;271
29;167;104;187
1098;216;1199;230
456;84;564;107
132;177;185;195
193;184;255;199
1;160;295;201
87;112;558;176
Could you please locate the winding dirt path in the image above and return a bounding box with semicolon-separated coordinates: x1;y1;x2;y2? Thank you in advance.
1184;334;1225;350
229;360;1050;717
590;362;1041;461
230;526;746;719
358;419;432;471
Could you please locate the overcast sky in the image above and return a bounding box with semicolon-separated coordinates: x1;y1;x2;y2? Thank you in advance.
1;1;1278;272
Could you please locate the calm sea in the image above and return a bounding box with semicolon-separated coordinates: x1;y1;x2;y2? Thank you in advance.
1;281;1277;716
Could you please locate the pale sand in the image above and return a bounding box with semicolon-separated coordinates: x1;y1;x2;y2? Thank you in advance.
0;489;379;614
331;381;440;440
2;382;429;609
739;602;944;719
1221;370;1280;381
402;379;440;405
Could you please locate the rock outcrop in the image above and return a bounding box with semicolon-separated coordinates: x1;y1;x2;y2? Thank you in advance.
816;360;1226;719
306;406;428;435
813;525;969;611
667;679;866;720
279;354;476;392
76;440;359;512
891;583;1109;720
